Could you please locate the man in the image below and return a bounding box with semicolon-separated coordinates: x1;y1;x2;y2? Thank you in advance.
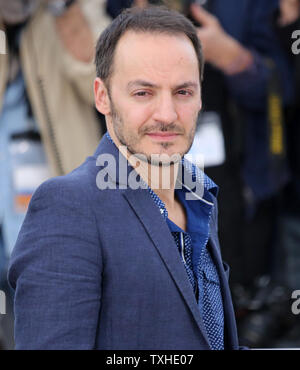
8;6;239;350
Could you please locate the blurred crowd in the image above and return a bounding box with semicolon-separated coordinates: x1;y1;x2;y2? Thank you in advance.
1;0;300;349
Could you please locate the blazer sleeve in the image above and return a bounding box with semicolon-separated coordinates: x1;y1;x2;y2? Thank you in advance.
7;177;102;349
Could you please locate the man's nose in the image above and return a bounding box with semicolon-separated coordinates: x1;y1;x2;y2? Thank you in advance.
152;93;178;124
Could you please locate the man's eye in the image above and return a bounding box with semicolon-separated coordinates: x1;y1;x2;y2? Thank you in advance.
134;91;149;97
177;90;192;96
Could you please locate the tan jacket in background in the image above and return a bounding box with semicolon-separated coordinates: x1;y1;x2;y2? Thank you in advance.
0;0;111;176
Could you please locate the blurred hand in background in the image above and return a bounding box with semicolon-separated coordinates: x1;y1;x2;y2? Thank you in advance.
189;2;253;75
278;0;300;26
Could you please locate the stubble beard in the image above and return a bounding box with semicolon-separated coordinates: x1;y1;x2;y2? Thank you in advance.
109;98;197;167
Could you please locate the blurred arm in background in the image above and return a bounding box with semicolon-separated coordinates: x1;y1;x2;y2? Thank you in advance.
51;0;95;63
190;4;254;76
16;0;110;175
189;1;294;112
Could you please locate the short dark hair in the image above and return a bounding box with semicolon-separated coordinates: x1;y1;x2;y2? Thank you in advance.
95;6;204;88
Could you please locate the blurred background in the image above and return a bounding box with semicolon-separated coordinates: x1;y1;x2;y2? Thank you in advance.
1;0;300;349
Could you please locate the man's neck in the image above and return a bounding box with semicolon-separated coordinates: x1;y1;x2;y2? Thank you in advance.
128;151;180;209
108;129;180;209
148;165;178;208
133;158;186;231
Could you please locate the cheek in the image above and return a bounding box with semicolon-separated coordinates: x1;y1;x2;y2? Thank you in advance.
120;100;153;129
178;104;199;127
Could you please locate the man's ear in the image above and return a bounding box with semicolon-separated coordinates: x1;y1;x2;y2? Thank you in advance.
94;77;111;115
198;98;202;113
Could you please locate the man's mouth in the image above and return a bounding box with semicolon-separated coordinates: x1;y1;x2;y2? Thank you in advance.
146;132;180;142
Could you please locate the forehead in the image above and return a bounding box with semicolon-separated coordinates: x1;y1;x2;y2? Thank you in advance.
111;30;200;86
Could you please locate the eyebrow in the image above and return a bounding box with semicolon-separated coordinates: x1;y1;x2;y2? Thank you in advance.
127;80;199;91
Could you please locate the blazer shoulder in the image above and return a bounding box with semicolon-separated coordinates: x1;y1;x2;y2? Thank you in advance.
31;156;96;204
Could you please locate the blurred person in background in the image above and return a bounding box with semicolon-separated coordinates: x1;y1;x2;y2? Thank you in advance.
272;0;300;348
105;0;295;347
0;0;110;349
185;0;295;348
185;0;296;348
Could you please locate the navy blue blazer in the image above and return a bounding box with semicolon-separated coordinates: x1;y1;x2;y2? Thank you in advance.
8;135;239;349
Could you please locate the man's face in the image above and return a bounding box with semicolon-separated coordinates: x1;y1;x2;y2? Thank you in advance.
97;31;202;164
0;0;39;25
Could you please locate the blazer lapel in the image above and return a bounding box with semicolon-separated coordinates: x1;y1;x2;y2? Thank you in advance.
123;187;211;347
